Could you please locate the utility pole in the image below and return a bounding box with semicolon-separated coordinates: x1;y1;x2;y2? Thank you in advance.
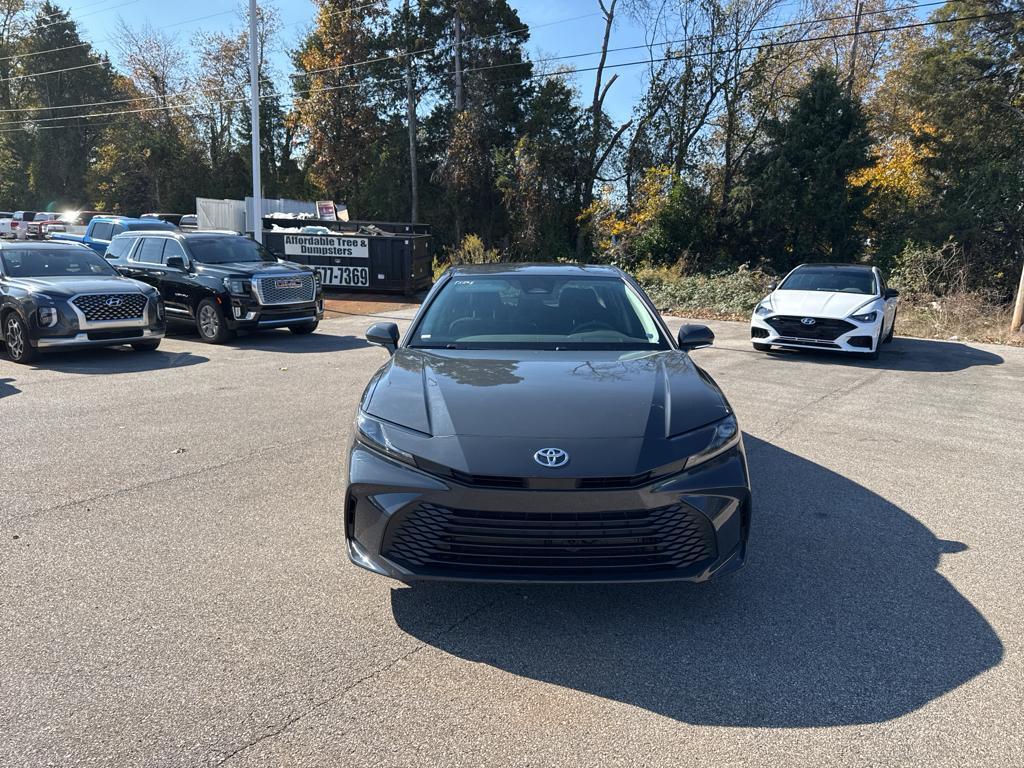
248;0;263;243
406;63;419;223
1012;238;1024;335
453;10;464;111
848;0;863;98
403;0;418;223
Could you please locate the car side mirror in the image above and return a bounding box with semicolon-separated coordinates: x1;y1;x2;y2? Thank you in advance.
165;256;186;271
366;322;400;354
884;288;899;299
767;281;778;292
677;323;715;351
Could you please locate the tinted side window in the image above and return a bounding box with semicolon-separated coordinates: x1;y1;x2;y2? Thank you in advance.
91;222;113;241
105;237;135;260
137;238;166;264
162;239;187;264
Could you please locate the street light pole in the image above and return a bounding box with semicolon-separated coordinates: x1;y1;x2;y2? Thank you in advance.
248;0;263;243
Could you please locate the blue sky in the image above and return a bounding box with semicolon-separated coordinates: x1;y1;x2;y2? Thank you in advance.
63;0;654;124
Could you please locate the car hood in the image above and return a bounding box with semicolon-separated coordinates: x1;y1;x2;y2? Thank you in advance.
366;348;730;439
765;290;877;318
11;275;149;297
362;349;734;478
195;260;310;278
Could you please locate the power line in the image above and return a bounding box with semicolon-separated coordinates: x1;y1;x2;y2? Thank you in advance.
0;0;936;117
0;6;1015;131
0;6;597;114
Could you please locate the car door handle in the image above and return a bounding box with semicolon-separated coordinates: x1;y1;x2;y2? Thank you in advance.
152;271;165;276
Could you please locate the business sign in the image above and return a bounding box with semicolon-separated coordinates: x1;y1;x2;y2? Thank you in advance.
316;200;337;220
283;234;369;259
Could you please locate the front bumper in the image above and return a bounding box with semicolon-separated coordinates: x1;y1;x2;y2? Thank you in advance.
750;313;881;353
36;328;163;348
29;296;166;349
224;296;324;330
345;442;751;584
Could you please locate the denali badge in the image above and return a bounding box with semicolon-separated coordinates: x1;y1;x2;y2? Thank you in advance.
105;296;123;307
534;447;569;468
800;317;816;326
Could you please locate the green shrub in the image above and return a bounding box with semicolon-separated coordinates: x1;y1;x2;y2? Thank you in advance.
631;262;775;318
433;233;505;280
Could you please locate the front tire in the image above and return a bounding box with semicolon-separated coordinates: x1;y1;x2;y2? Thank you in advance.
883;310;896;343
289;321;319;335
131;339;161;352
752;342;771;352
196;299;234;344
3;313;38;364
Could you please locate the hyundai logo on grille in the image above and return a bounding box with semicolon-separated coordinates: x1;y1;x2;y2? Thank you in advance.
800;317;817;326
105;296;123;307
534;447;569;467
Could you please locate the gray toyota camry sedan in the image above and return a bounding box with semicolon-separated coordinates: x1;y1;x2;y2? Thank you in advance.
345;264;751;583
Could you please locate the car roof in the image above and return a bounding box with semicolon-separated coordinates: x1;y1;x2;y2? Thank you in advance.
794;263;876;271
111;229;243;239
0;239;91;250
448;263;624;278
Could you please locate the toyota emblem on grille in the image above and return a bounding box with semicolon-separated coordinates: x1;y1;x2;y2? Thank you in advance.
105;296;123;307
534;447;569;467
800;317;816;326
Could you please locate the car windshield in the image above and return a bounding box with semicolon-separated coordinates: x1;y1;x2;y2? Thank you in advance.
409;275;668;350
1;248;118;277
779;267;877;295
187;236;277;264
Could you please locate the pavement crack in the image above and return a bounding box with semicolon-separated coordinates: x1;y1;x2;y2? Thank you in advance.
214;595;499;766
6;436;314;526
757;367;887;447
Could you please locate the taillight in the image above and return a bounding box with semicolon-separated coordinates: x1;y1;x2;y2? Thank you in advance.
11;221;18;228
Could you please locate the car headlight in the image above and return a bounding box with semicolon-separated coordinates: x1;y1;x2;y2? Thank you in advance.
37;306;58;327
223;278;251;296
754;302;772;317
684;414;740;470
849;311;877;323
356;411;416;464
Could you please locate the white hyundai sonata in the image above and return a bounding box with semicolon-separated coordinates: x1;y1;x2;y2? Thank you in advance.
749;263;899;359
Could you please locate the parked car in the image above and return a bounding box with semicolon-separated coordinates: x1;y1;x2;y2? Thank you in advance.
141;213;188;226
5;211;38;240
0;212;13;238
0;241;165;364
25;212;61;239
178;214;198;230
749;263;899;360
105;230;323;343
345;263;750;584
51;216;176;254
41;210;104;239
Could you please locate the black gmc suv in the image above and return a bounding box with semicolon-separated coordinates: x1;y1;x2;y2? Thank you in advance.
0;241;165;363
104;231;324;343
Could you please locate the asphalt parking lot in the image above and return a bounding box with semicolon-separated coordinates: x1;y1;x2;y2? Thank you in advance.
2;302;1023;767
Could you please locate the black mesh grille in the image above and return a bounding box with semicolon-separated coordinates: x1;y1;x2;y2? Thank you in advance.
72;293;147;322
765;315;856;341
383;503;717;577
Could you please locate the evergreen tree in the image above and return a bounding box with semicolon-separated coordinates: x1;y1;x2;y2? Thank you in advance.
740;67;873;271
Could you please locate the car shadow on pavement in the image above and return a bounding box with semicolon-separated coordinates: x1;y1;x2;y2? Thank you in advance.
0;376;19;398
167;327;371;353
389;435;1003;727
19;348;208;375
763;336;1003;373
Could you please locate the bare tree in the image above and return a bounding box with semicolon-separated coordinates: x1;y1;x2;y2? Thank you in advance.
576;0;634;259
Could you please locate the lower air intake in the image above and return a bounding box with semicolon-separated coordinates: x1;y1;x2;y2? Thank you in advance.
383;503;717;578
